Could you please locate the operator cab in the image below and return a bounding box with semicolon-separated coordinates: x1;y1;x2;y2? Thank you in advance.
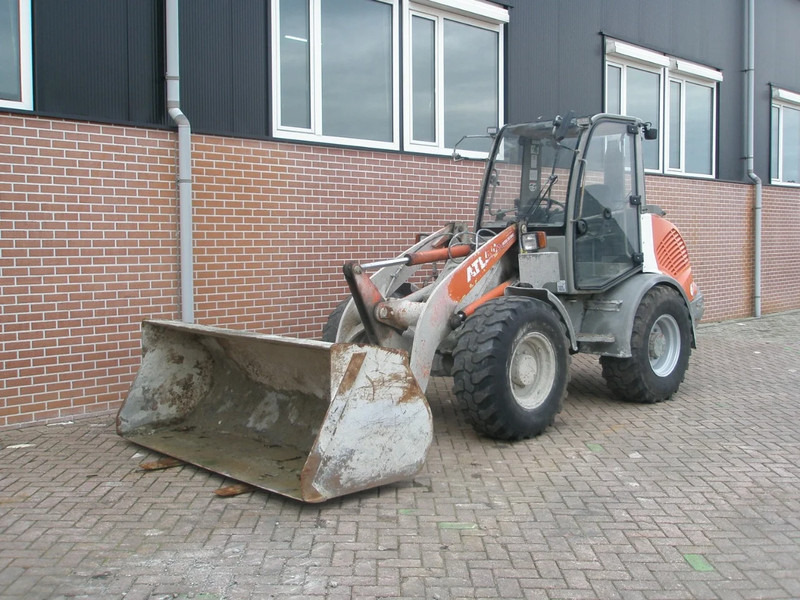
475;114;651;294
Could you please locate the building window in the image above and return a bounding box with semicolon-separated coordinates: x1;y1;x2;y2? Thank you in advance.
771;87;800;186
605;60;662;170
404;1;507;156
272;0;399;149
0;0;32;111
605;39;721;178
272;0;506;153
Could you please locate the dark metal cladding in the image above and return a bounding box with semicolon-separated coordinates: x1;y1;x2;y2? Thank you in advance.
32;0;165;126
179;0;268;137
504;0;749;181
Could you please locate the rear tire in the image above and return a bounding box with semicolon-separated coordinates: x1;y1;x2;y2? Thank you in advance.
452;297;569;440
321;283;417;343
321;299;350;342
600;285;692;403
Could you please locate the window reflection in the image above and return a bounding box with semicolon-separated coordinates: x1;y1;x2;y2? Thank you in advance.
279;0;311;129
685;82;712;175
771;105;780;180
783;106;800;183
606;65;621;114
0;0;21;101
669;81;681;169
321;0;393;141
443;19;498;152
626;67;660;170
411;15;435;143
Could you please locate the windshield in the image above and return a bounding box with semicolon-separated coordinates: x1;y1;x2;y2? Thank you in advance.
478;123;580;229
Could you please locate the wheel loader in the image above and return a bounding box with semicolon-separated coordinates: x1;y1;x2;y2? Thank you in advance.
117;113;704;503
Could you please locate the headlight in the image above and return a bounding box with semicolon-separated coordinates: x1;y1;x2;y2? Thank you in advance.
521;231;547;252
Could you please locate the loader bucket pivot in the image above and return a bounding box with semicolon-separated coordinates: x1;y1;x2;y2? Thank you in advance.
117;320;432;503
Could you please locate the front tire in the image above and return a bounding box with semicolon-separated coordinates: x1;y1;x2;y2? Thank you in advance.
452;297;569;440
600;285;692;403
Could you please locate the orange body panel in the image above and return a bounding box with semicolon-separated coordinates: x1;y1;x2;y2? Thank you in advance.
460;280;513;318
651;215;698;301
447;226;517;301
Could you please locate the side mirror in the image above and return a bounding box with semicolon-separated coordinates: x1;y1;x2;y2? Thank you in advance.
553;110;576;141
451;131;495;161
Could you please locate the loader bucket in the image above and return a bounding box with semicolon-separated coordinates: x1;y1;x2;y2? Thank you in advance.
117;320;432;503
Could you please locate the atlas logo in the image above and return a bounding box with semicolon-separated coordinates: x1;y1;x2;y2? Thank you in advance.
466;254;490;283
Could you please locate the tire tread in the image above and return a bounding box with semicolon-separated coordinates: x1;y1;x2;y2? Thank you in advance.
452;297;569;440
600;285;691;403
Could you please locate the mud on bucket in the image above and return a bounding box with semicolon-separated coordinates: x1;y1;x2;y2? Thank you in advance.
117;320;432;502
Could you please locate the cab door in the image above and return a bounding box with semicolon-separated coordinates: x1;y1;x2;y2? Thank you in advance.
573;120;641;290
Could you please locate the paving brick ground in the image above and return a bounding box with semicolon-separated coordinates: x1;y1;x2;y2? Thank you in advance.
2;311;800;600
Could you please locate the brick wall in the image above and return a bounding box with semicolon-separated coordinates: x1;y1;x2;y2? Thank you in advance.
2;114;799;428
0;115;480;428
645;175;755;322
646;175;800;322
1;116;181;428
761;185;800;314
189;137;480;335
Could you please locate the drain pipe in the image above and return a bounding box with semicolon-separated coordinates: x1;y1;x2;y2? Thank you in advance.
745;0;762;317
166;0;194;323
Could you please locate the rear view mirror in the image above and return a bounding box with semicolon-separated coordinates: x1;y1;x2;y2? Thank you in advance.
553;111;576;141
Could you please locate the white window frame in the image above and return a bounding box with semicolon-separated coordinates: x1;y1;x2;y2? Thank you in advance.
604;56;665;172
0;0;33;111
771;87;800;187
270;0;400;150
605;38;722;178
664;71;718;178
403;0;507;158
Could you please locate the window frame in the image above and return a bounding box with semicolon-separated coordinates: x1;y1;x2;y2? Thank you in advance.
664;73;718;178
270;0;401;150
604;38;722;179
403;1;506;158
604;57;665;172
771;87;800;187
0;0;33;111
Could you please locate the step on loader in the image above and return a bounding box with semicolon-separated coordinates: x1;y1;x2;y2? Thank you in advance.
118;113;704;502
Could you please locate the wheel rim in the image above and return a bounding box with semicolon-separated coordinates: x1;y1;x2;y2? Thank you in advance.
342;326;367;344
648;314;681;377
508;331;557;410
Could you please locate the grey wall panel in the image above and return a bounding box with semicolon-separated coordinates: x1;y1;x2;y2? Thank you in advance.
127;1;166;125
755;0;800;180
506;0;746;181
179;0;267;137
556;1;604;119
231;2;268;136
33;0;164;125
180;1;234;132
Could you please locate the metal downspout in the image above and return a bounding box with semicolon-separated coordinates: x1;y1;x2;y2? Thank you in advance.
745;0;762;317
166;0;194;323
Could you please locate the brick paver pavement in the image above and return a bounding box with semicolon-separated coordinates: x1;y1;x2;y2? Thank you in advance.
2;311;800;599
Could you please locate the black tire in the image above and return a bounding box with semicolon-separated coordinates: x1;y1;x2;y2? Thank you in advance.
600;285;692;403
452;297;570;440
321;299;350;342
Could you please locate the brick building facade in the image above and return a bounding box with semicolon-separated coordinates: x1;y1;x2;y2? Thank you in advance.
2;0;799;427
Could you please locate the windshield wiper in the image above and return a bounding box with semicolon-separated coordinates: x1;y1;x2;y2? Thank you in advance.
521;171;558;223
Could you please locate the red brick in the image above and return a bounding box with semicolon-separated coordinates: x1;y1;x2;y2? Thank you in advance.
1;113;798;429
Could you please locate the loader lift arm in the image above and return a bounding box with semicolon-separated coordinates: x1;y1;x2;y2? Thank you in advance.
342;243;473;346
